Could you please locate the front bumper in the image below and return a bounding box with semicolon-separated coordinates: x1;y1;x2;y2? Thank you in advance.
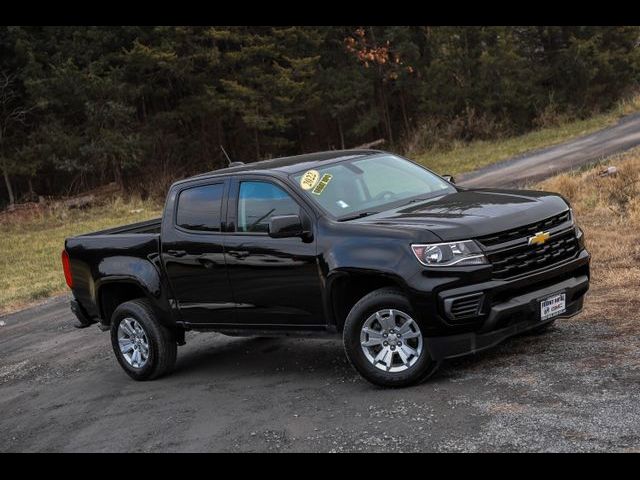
424;273;589;360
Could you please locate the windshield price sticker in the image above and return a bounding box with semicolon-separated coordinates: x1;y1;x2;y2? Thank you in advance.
300;170;320;190
312;174;333;195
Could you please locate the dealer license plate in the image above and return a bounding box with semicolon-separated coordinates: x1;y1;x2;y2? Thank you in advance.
540;293;566;321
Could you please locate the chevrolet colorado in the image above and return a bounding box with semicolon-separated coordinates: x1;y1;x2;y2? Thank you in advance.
63;150;590;387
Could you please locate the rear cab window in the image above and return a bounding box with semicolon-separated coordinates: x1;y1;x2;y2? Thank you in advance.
176;183;224;232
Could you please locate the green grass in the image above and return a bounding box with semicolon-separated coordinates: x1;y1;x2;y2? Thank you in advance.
0;198;162;314
414;101;640;177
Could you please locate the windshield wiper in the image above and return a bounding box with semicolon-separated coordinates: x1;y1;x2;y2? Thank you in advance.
337;211;380;222
402;197;431;206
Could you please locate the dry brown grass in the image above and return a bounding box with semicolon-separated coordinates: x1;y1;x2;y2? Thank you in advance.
537;148;640;334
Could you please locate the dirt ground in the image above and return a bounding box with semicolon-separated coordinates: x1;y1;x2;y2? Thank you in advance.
1;283;638;452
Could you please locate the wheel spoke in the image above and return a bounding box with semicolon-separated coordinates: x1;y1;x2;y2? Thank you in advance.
121;320;135;337
401;330;421;340
119;339;134;353
131;348;139;367
388;309;398;330
397;318;415;335
374;347;391;367
396;346;410;365
362;328;384;347
376;311;394;331
400;344;419;358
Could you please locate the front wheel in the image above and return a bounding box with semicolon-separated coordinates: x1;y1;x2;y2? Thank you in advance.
110;299;177;381
343;288;440;388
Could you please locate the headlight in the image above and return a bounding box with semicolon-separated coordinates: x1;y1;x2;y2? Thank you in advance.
411;240;488;267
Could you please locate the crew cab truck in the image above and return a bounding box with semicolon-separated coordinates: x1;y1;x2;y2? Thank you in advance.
63;150;590;387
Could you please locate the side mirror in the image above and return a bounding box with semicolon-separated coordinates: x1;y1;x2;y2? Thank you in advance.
442;175;456;184
268;214;304;239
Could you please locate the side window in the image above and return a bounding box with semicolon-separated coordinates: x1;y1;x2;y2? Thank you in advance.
176;183;224;232
238;181;300;233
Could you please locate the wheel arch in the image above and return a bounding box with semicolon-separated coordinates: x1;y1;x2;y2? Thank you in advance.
327;269;411;332
97;278;167;327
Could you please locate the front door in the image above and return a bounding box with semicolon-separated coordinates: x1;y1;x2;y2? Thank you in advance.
224;177;324;327
162;179;236;326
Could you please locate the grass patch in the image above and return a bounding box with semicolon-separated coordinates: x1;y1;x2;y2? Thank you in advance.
0;197;162;314
414;95;640;177
536;147;640;335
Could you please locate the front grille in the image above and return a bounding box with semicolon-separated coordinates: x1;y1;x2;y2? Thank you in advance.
477;210;571;247
444;293;484;322
487;228;579;279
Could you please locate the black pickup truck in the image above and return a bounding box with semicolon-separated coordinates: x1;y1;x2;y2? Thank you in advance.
63;150;590;387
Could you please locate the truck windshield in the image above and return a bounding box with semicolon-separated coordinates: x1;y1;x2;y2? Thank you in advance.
290;154;454;219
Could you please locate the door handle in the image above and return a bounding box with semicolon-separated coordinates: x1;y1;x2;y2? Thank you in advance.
228;250;250;259
166;249;187;257
197;258;217;269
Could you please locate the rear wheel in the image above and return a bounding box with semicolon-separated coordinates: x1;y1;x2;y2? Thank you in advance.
343;288;440;388
110;299;177;381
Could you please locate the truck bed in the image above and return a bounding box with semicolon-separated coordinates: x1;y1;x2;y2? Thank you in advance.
76;217;162;236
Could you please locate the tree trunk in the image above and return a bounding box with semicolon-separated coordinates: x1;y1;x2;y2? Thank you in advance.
379;81;393;145
2;163;15;206
28;178;35;198
112;158;123;191
337;116;345;150
399;89;410;133
254;127;260;158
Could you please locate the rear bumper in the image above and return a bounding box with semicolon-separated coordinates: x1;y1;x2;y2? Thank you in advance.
70;298;96;329
424;273;588;360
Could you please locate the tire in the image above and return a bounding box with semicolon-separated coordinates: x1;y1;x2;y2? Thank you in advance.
343;287;440;388
110;299;177;381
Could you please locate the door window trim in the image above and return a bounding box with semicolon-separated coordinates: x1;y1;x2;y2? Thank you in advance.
172;178;230;236
227;174;315;236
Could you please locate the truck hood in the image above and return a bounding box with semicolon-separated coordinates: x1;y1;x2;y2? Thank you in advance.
352;188;570;241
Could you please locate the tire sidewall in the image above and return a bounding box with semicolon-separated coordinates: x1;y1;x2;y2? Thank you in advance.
110;301;160;380
343;289;437;388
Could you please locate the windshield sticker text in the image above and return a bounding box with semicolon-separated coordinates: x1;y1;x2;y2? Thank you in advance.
300;170;320;190
312;174;333;195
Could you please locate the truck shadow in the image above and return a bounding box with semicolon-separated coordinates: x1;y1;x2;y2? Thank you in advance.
168;327;560;386
171;335;351;381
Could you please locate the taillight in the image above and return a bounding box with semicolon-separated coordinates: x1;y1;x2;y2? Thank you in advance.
61;249;73;289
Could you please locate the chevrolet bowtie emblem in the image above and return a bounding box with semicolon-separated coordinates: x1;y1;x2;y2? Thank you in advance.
528;231;550;246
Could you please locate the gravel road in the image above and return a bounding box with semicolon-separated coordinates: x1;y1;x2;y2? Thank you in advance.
1;289;638;452
459;113;640;188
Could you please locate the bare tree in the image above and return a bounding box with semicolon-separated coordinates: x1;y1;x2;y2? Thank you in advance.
0;71;34;206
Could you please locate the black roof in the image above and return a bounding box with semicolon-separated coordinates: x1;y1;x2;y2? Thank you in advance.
193;149;384;179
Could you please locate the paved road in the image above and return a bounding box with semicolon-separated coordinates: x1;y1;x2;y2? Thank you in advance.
1;289;638;452
459;113;640;188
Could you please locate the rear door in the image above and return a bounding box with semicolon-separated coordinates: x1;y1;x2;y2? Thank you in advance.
223;174;325;327
161;178;236;326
